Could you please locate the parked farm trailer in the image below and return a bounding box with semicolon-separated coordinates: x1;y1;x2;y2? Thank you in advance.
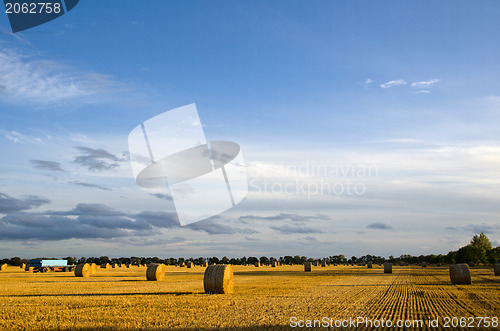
27;259;75;273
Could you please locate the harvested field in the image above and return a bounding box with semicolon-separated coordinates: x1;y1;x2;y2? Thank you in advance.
0;264;498;330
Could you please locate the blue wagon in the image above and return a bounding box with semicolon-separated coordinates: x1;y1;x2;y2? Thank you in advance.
28;259;75;273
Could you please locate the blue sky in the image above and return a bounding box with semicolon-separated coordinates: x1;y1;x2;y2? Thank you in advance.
1;1;499;259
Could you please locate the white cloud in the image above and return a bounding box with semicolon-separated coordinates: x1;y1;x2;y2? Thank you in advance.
380;79;407;89
0;130;43;144
414;90;431;94
411;79;440;88
0;47;119;108
364;78;373;85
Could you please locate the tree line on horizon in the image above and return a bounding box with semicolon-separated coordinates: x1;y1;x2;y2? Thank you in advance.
2;233;499;267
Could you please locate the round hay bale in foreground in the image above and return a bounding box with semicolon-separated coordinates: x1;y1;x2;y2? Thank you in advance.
75;263;91;277
494;263;500;276
90;263;98;275
204;264;234;294
0;263;7;271
304;262;312;272
450;264;471;285
146;263;165;281
384;262;392;274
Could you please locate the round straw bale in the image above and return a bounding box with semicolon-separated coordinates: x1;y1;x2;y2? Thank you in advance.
384;262;393;274
271;261;277;267
20;263;26;269
494;263;500;276
0;263;7;271
367;261;372;268
204;264;234;294
450;264;471;284
146;263;165;281
101;263;110;269
186;262;193;268
421;261;427;267
304;262;312;272
321;261;326;267
75;263;91;277
468;261;475;267
254;262;260;267
90;263;98;275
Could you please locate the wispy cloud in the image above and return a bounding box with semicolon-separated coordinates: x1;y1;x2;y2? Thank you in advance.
411;79;440;88
0;45;132;109
188;219;257;235
148;193;173;201
1;130;42;144
380;79;407;89
239;213;330;223
270;223;322;234
446;222;499;234
0;48;94;107
364;78;373;85
73;146;127;171
70;181;111;191
31;160;64;172
366;222;394;230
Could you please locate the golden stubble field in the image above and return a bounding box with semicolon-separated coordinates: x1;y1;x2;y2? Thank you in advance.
0;264;499;330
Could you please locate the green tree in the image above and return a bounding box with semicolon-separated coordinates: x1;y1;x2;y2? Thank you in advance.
469;232;492;264
487;247;500;264
9;257;22;266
